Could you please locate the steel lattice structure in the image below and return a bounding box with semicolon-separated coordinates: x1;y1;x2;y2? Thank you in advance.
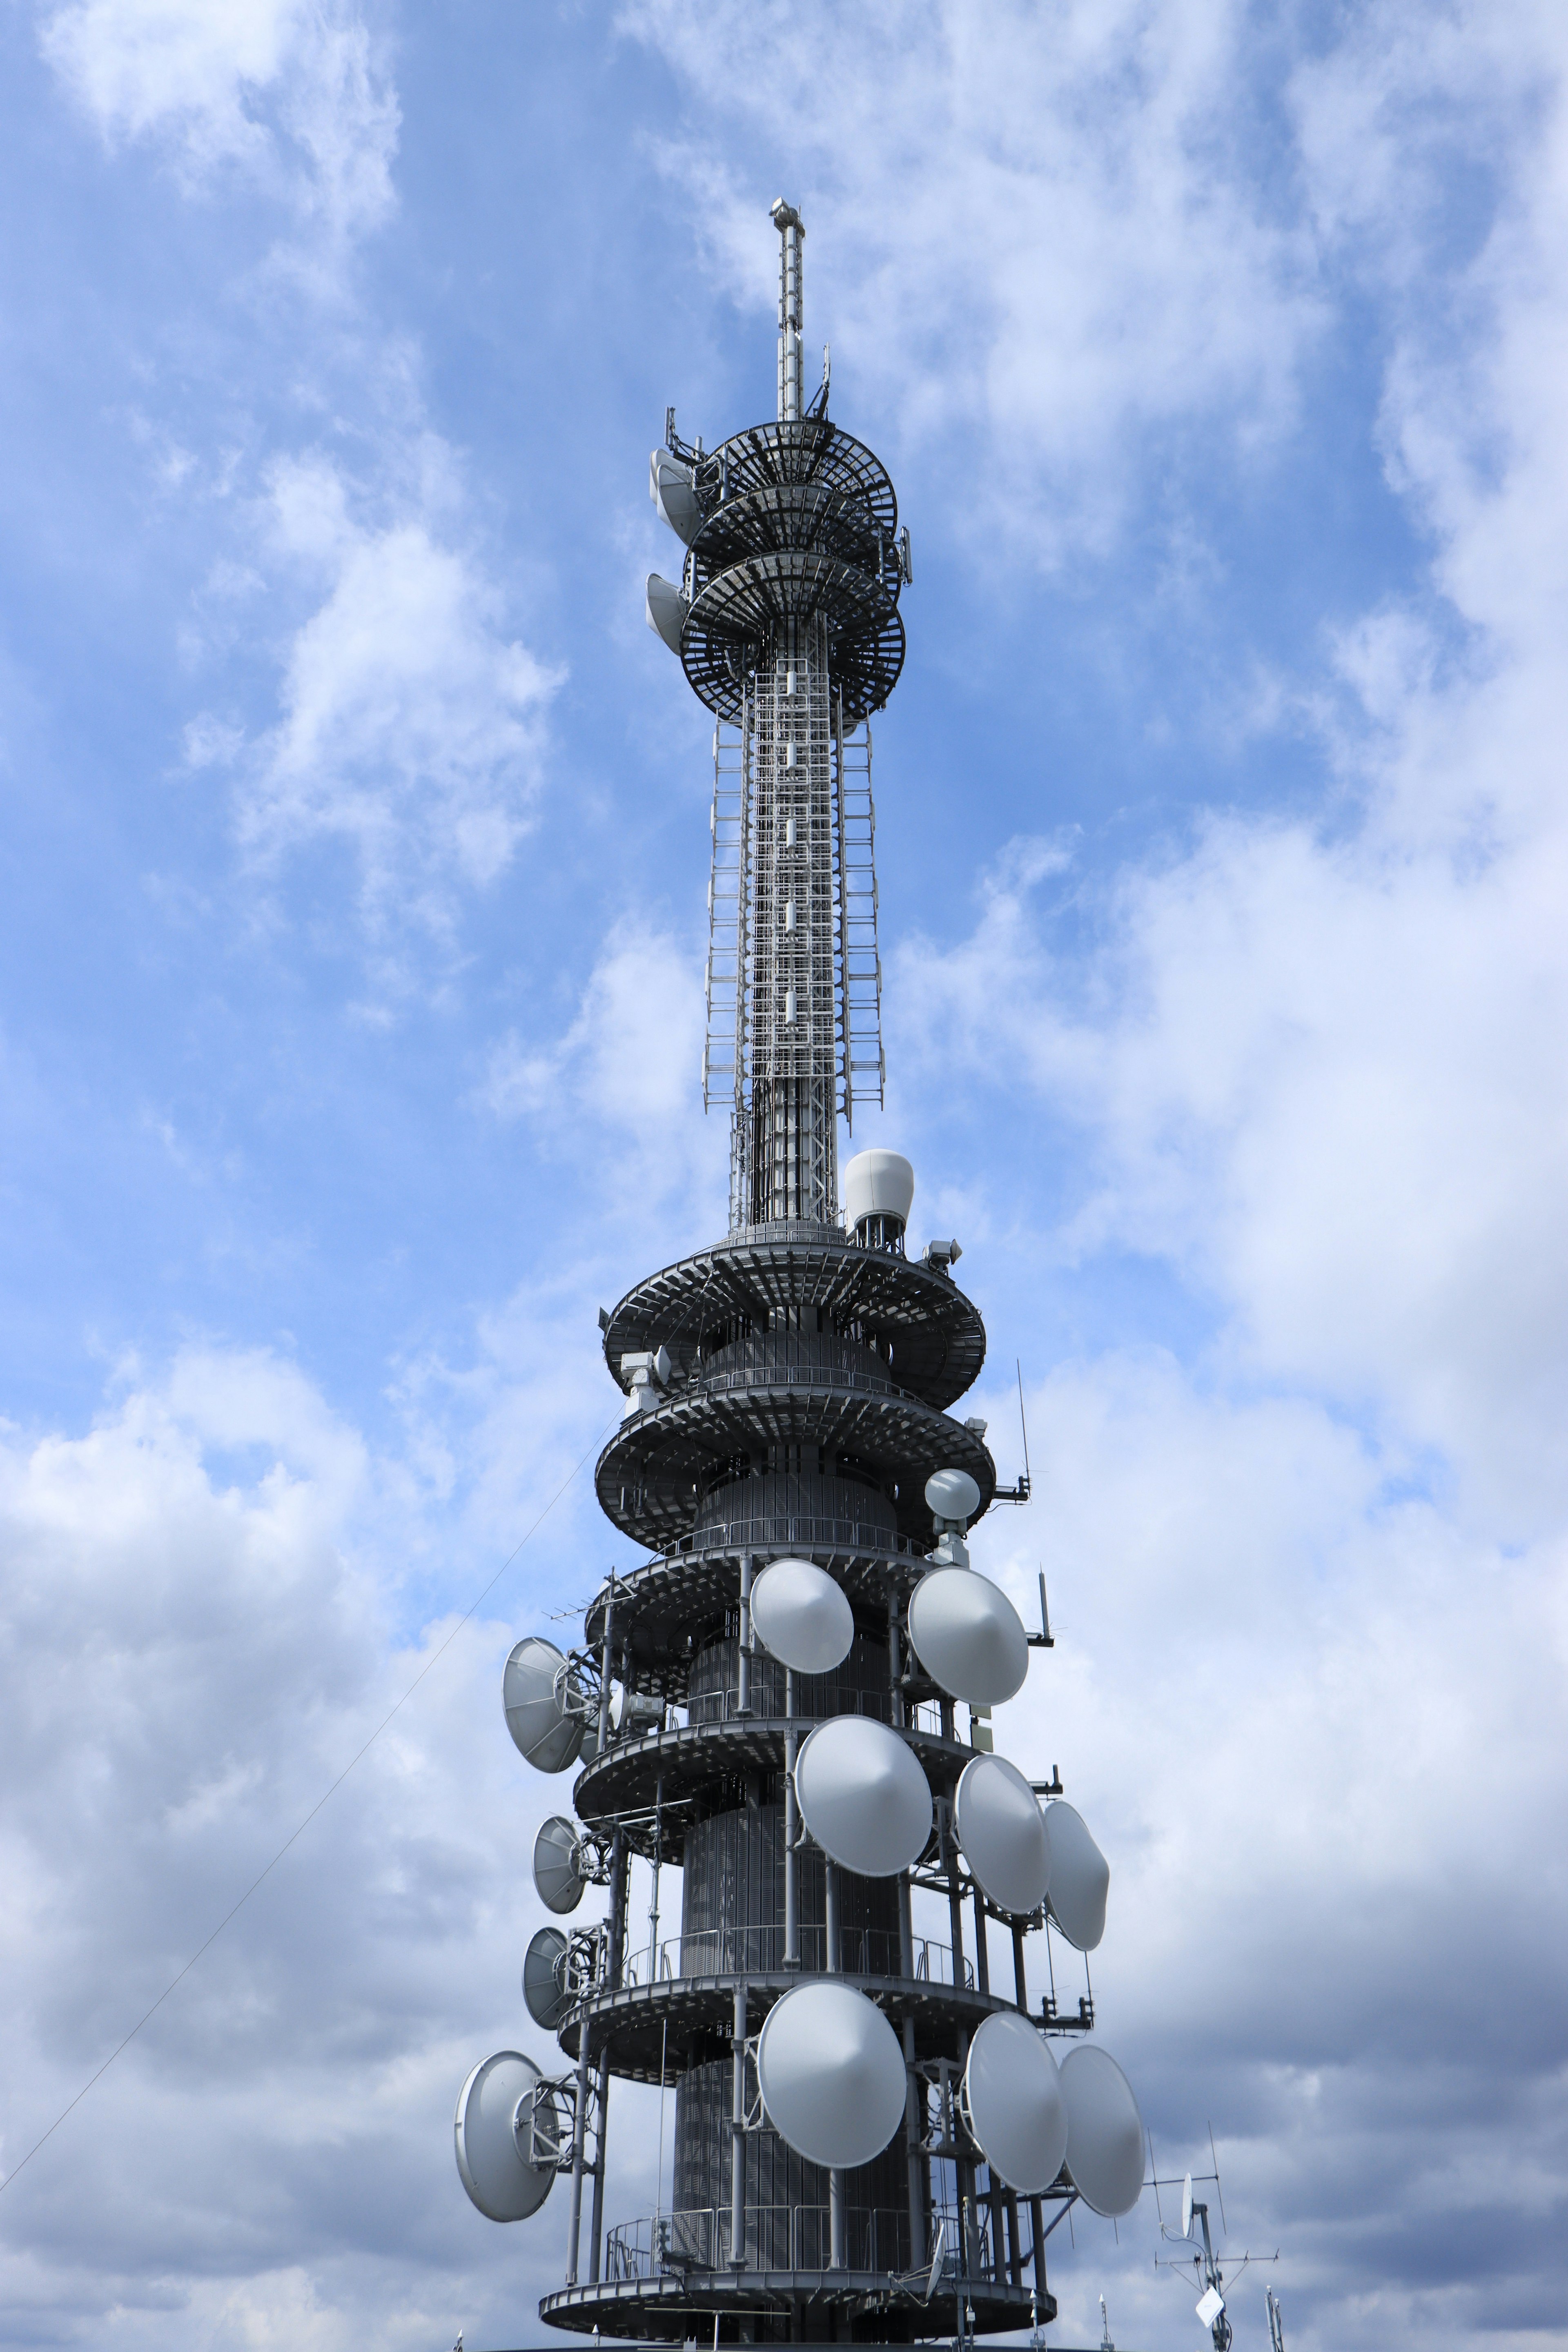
457;203;1120;2349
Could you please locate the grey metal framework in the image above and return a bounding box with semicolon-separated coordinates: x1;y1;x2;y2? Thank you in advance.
521;205;1080;2346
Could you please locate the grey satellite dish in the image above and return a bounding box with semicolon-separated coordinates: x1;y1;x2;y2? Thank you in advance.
503;1637;585;1775
1060;2044;1145;2219
750;1557;854;1675
645;573;689;656
454;2050;557;2222
906;1568;1028;1706
795;1717;932;1878
523;1927;571;2030
532;1815;586;1915
755;1980;906;2170
1043;1800;1110;1951
954;1752;1049;1916
649;449;702;544
925;1467;981;1523
962;2010;1067;2195
1181;2170;1194;2239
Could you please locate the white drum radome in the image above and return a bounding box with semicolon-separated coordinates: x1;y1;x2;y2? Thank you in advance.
755;1980;906;2171
925;1467;981;1523
454;2050;557;2222
962;2011;1068;2194
523;1927;570;2030
795;1717;932;1878
503;1637;585;1775
955;1753;1049;1917
907;1568;1028;1706
1043;1800;1110;1951
1060;2044;1144;2219
750;1557;855;1676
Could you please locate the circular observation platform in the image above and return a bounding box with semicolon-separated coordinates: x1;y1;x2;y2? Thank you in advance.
584;1539;940;1675
690;417;898;536
601;1228;987;1416
540;2267;1044;2343
575;1717;981;1864
681;549;904;731
597;1380;994;1552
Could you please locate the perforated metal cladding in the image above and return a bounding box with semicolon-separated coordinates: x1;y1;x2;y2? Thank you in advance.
679;1801;901;1973
673;2056;910;2274
687;1628;895;1726
694;1470;898;1548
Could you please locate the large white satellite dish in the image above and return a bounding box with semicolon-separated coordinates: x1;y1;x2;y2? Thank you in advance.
961;2010;1067;2194
649;450;702;544
523;1926;571;2030
954;1753;1049;1916
454;2050;558;2222
1043;1800;1110;1951
532;1815;586;1915
794;1717;932;1878
925;1467;981;1523
754;1980;906;2170
907;1568;1028;1706
1060;2044;1145;2219
750;1557;854;1675
503;1637;585;1775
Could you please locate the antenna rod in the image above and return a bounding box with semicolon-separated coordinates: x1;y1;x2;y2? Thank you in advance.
1015;1358;1031;1490
770;198;804;422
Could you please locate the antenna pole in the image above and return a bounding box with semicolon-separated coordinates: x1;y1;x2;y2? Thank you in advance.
770;199;804;422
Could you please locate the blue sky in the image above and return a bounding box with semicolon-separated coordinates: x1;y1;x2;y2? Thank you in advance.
2;3;1566;2348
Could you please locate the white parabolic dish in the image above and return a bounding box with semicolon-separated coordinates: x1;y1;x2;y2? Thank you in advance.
755;1980;906;2170
503;1637;584;1775
1044;1800;1110;1951
925;1467;981;1522
750;1557;854;1675
532;1815;585;1915
907;1568;1029;1706
523;1927;570;2030
962;2010;1068;2194
454;2050;557;2222
1060;2043;1145;2218
795;1717;933;1878
955;1752;1049;1916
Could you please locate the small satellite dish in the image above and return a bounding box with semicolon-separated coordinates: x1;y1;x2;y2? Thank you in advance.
750;1557;854;1675
523;1927;571;2030
1043;1800;1110;1951
532;1815;586;1915
754;1980;906;2170
1059;2044;1145;2219
906;1568;1028;1706
954;1753;1049;1916
1181;2170;1194;2239
795;1717;932;1878
454;2050;557;2222
645;572;689;655
503;1637;585;1775
925;1467;981;1523
961;2010;1067;2194
924;2215;947;2303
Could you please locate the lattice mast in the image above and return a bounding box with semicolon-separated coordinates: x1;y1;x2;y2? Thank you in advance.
687;201;903;1230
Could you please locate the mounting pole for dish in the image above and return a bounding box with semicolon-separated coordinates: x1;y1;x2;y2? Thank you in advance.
771;199;804;422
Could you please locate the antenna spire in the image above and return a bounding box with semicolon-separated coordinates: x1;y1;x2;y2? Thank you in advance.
770;198;804;421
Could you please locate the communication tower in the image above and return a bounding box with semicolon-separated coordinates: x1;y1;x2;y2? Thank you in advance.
454;203;1149;2345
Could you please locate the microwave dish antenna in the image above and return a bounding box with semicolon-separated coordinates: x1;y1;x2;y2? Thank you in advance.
955;1751;1050;1916
749;1556;854;1674
454;2051;559;2223
1044;1799;1110;1951
531;1815;587;1915
754;1978;906;2170
502;1637;585;1775
961;2009;1068;2195
908;1566;1029;1705
522;1927;571;2031
1060;2044;1145;2219
794;1715;933;1877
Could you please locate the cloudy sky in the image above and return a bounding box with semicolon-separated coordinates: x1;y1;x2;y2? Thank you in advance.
2;2;1566;2347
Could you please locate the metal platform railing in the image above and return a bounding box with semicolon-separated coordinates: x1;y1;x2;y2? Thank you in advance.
604;2201;914;2278
618;1924;973;1989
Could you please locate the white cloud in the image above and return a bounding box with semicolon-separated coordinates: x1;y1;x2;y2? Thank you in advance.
40;0;398;269
626;0;1326;558
194;447;562;956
